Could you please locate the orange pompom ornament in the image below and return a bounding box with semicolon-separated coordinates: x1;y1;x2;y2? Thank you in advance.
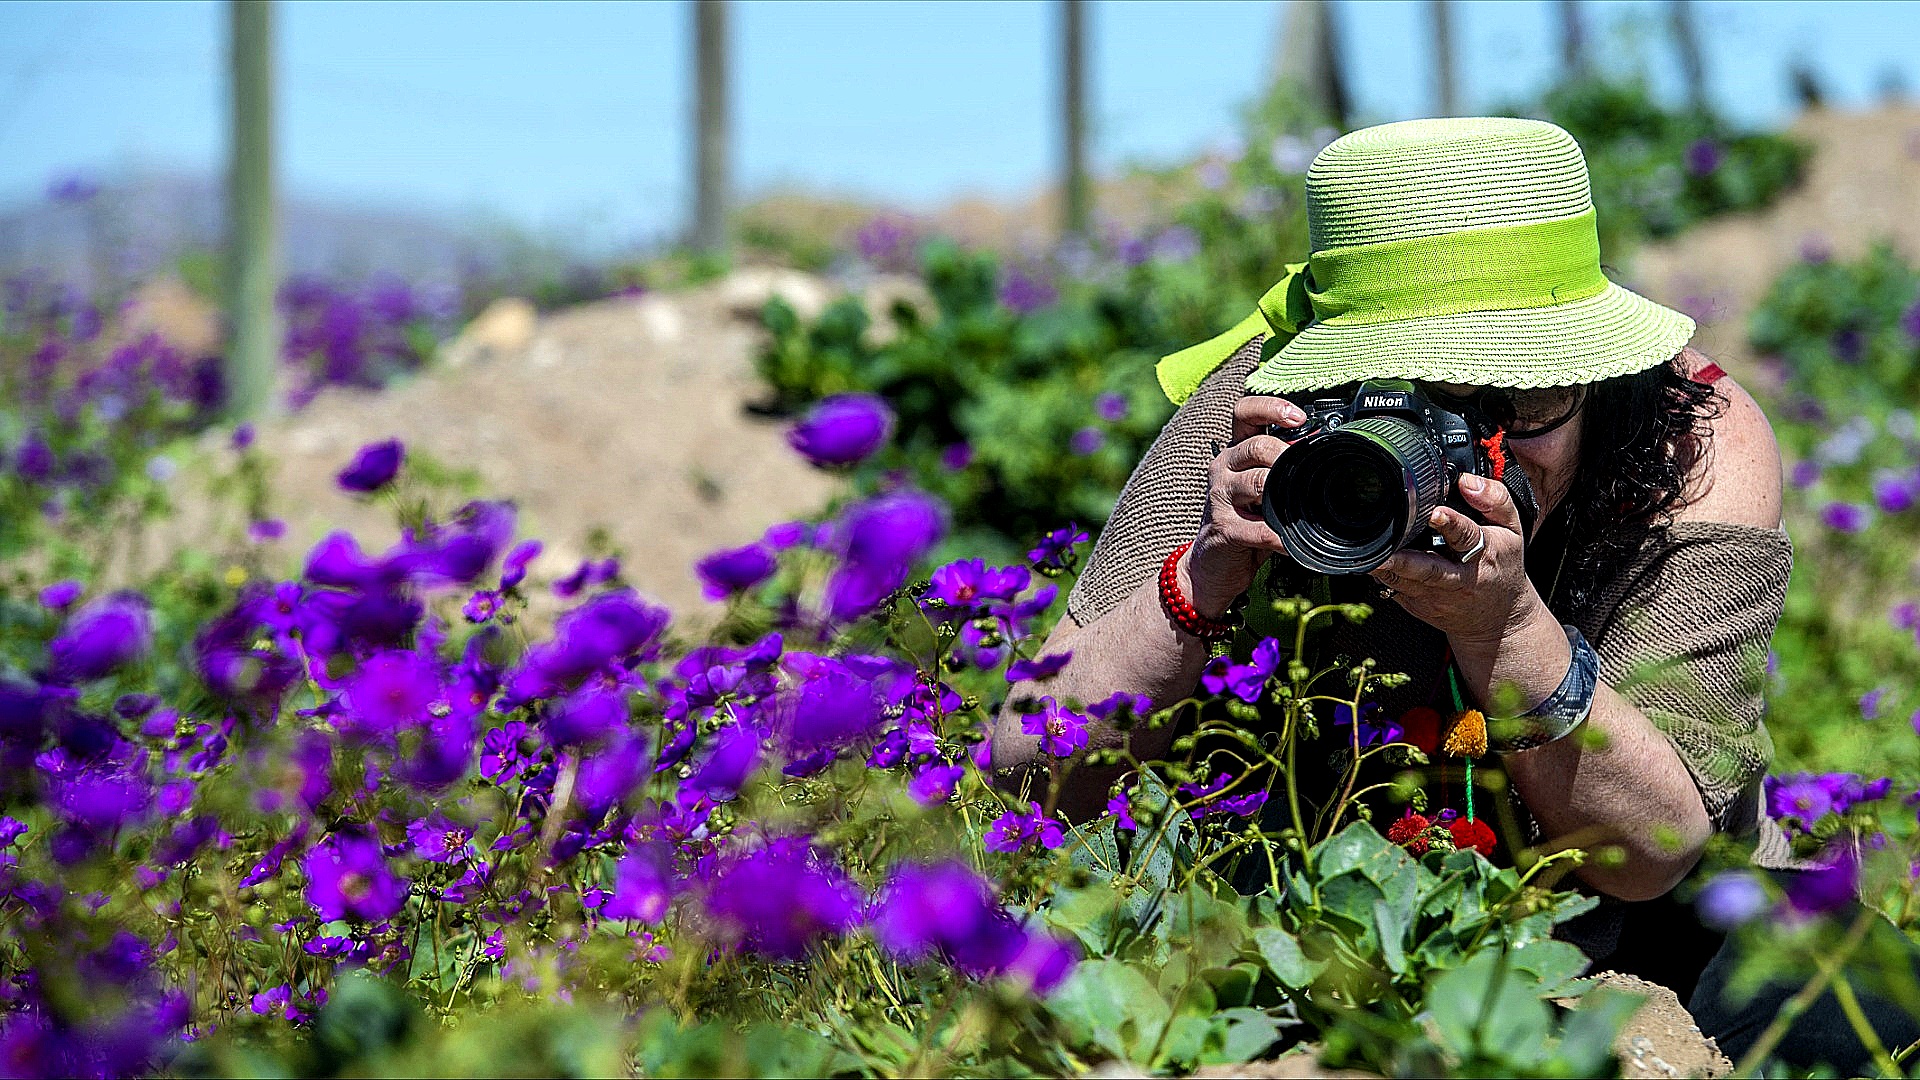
1443;709;1487;758
1449;816;1497;857
1399;706;1442;755
1386;809;1432;853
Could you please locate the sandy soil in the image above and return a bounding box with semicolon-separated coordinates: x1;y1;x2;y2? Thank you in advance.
144;270;868;619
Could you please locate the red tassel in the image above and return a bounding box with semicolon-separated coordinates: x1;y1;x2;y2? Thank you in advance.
1478;430;1508;482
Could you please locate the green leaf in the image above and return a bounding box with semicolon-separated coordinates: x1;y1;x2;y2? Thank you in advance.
1372;899;1408;977
1252;927;1326;989
1425;949;1554;1069
1199;1007;1291;1066
1508;938;1593;998
1552;985;1646;1076
1044;958;1170;1061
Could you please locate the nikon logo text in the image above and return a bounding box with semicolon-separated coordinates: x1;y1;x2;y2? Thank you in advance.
1362;395;1402;409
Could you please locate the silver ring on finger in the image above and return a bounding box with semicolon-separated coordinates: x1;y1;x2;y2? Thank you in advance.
1457;528;1488;564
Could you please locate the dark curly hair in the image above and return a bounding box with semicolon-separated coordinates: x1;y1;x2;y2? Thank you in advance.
1535;354;1724;616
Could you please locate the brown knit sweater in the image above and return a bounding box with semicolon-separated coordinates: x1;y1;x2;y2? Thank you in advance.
1067;338;1796;880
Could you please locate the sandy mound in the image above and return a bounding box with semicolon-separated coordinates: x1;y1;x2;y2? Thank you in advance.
1632;104;1920;376
151;270;899;618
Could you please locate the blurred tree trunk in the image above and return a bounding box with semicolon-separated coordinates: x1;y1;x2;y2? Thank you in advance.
1558;0;1587;77
1061;0;1090;240
1429;0;1457;117
1274;0;1350;129
225;0;278;421
691;0;730;256
1669;0;1708;113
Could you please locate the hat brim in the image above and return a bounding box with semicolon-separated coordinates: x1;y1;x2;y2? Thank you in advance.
1244;283;1695;394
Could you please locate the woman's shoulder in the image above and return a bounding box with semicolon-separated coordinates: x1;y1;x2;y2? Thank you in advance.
1673;348;1784;531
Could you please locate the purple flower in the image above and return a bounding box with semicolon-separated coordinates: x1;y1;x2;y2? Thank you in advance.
702;840;862;959
1095;392;1130;423
552;556;620;598
1107;791;1138;830
907;759;965;805
1766;773;1836;833
0;817;26;847
1333;701;1404;747
1697;871;1768;930
1901;299;1920;342
762;521;810;550
1021;697;1089;758
463;590;503;623
939;443;973;471
1179;773;1270;819
48;594;151;682
306;830;409;922
696;543;778;601
248;518;287;543
500;540;541;589
507;590;668;699
1820;501;1872;533
232;423;256;451
13;433;52;482
775;663;886;764
1683;138;1723;177
1027;523;1089;574
604;842;675;922
1006;651;1071;684
1069;427;1105;456
1784;848;1859;917
342;650;440;737
336;438;404;492
1200;638;1283;704
685;722;760;799
984;804;1064;853
786;393;894;468
1088;692;1153;724
1789;460;1821;489
924;558;1029;616
38;580;82;609
405;814;474;864
544;685;627;748
1873;470;1919;515
997;265;1057;314
1894;602;1919;632
871;861;1002;960
1861;687;1889;720
822;491;948;622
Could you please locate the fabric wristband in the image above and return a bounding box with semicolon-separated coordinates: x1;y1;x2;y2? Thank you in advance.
1489;624;1599;754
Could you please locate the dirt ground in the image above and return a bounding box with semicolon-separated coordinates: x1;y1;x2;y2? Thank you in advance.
146;269;875;619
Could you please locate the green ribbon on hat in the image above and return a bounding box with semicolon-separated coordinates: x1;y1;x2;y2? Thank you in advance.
1154;207;1610;404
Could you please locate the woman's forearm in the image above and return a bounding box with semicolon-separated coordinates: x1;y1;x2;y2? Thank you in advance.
991;557;1218;818
1453;597;1712;900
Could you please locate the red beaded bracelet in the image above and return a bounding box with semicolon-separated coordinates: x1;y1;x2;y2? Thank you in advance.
1159;543;1236;641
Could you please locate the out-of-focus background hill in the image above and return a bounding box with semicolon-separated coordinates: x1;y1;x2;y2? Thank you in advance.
1635;104;1920;369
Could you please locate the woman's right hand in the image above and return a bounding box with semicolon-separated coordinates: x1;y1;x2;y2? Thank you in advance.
1183;394;1307;618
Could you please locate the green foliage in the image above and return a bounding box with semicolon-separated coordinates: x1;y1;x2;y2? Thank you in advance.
1745;244;1920;772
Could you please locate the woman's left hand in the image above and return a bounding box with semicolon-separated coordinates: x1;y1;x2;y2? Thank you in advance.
1370;473;1543;650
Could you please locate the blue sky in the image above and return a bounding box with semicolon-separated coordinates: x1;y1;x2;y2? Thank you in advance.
2;0;1916;247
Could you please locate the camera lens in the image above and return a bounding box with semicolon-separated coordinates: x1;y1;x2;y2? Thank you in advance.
1260;417;1448;574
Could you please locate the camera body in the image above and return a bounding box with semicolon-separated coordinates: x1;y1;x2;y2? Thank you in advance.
1259;378;1537;575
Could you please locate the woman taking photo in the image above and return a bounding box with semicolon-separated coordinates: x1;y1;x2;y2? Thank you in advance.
993;116;1902;1070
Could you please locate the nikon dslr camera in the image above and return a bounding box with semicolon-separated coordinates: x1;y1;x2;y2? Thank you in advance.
1259;379;1538;575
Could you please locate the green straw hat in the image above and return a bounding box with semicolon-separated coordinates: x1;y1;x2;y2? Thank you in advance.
1157;116;1695;403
